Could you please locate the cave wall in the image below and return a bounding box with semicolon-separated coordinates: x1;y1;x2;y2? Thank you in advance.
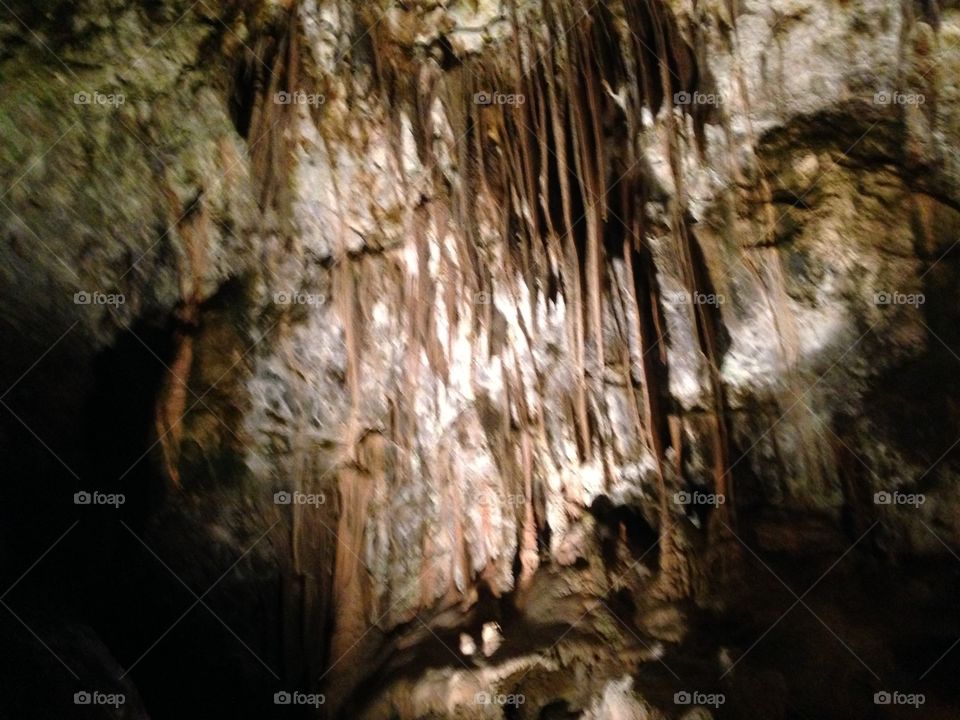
1;0;960;718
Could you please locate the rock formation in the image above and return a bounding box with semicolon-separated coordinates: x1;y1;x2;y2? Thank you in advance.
1;1;959;718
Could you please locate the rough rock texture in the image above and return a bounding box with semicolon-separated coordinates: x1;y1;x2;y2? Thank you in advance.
2;1;960;719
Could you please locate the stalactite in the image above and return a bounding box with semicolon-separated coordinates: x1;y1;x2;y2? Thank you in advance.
457;0;730;588
633;0;740;565
329;432;382;664
555;93;594;460
154;174;211;490
246;4;303;212
326;0;755;643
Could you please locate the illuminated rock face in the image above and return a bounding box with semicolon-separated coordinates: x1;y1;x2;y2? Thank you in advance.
1;1;960;719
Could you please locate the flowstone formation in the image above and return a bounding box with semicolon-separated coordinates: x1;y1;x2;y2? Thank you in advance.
1;1;960;719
